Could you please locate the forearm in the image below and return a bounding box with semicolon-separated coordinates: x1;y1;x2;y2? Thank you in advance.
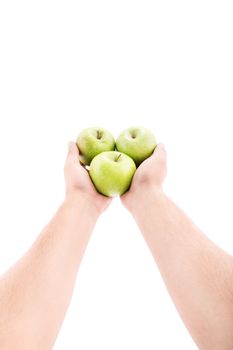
131;189;233;350
0;195;98;350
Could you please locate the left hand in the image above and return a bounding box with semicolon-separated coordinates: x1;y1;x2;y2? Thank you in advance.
64;142;112;214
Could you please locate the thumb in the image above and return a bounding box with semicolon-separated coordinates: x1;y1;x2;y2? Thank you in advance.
154;143;166;157
66;141;80;163
151;143;167;165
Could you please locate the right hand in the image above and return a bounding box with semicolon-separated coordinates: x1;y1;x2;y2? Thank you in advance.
121;143;167;211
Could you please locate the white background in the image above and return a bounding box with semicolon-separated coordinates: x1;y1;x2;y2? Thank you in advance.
0;1;233;349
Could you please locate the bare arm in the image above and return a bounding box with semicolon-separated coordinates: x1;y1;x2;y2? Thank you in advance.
121;144;233;350
0;142;111;350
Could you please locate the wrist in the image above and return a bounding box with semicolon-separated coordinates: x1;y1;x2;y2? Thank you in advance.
64;192;100;219
127;187;165;216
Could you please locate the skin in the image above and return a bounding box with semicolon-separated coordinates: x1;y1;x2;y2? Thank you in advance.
0;142;111;350
1;141;233;349
121;144;233;350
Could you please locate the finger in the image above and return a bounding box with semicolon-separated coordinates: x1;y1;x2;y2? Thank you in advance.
153;143;166;159
148;143;167;167
66;141;80;163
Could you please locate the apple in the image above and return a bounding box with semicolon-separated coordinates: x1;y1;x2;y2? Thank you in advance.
89;151;136;197
116;126;157;166
76;127;115;165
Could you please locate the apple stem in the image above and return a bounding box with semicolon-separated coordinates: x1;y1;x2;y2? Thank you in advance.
97;130;102;139
131;131;136;139
115;153;121;162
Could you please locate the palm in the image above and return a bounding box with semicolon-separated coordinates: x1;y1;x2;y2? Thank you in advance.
121;144;167;205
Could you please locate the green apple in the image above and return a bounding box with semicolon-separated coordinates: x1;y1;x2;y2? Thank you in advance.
76;127;115;165
89;151;136;197
116;126;157;166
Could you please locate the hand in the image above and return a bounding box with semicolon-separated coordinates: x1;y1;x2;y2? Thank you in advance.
64;142;112;214
121;143;167;211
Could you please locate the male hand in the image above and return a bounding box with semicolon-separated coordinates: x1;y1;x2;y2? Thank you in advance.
121;144;167;211
64;142;112;214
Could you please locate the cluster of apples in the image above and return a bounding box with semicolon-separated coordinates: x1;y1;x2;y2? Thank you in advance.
76;126;157;197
